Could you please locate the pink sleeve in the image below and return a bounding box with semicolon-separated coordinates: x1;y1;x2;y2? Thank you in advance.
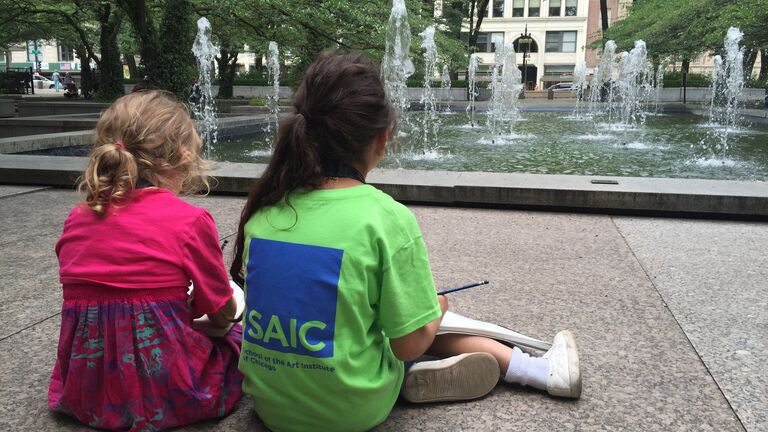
182;210;232;317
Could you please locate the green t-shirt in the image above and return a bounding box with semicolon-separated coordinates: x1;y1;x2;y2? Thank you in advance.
239;184;442;432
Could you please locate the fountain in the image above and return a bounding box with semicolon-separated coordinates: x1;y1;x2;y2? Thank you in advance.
418;25;439;150
382;0;415;118
653;64;665;114
487;42;524;142
440;64;453;113
615;40;651;127
588;41;617;118
707;27;746;155
190;17;220;158
18;0;767;183
572;62;588;118
265;41;280;146
466;53;479;127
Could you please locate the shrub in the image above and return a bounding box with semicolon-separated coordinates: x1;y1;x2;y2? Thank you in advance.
249;97;268;106
663;71;711;87
746;77;767;89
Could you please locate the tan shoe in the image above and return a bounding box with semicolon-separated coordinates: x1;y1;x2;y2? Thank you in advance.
401;352;499;403
542;330;582;399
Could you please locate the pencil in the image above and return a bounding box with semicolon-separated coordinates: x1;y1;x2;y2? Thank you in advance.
437;280;489;295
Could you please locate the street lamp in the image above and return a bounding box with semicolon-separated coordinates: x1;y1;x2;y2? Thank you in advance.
518;25;533;95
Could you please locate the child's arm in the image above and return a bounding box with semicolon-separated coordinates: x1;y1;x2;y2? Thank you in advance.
389;295;449;361
207;295;238;328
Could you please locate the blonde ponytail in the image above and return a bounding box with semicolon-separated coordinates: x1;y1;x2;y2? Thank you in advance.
77;142;138;216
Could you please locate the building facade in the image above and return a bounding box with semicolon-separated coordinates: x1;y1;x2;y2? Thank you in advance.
467;0;590;90
3;40;81;74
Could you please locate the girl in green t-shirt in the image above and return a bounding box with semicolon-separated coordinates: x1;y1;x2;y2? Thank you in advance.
231;51;582;432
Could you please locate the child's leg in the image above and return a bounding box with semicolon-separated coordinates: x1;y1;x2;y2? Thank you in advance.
428;333;582;399
427;334;512;373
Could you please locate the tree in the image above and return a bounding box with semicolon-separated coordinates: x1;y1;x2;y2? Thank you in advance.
603;0;768;82
157;0;196;97
0;0;125;101
599;0;608;32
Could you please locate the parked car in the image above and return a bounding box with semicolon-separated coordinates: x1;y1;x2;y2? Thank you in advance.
33;76;55;89
547;83;576;92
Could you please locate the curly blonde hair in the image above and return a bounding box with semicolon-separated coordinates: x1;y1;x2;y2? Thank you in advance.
78;91;209;215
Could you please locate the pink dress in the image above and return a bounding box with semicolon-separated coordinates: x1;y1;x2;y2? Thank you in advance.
49;188;243;431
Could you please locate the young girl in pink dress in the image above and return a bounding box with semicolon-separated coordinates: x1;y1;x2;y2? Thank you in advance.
49;91;242;431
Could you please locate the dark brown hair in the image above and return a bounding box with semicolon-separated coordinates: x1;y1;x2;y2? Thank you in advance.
230;51;396;284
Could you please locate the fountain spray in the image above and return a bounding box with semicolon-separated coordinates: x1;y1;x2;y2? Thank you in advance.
419;25;439;150
466;53;479;127
440;64;453;113
382;0;415;118
707;27;746;155
488;42;523;142
191;17;220;158
265;41;280;147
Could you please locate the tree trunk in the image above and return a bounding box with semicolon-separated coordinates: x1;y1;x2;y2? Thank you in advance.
216;48;239;99
759;49;767;82
744;48;757;80
600;0;609;32
126;55;139;79
468;0;490;51
75;45;95;99
117;0;161;87
158;0;195;99
97;5;126;101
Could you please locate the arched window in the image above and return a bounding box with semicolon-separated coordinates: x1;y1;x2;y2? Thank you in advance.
513;36;538;53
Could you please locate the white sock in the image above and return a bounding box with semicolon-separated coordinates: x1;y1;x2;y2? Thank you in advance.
504;346;550;390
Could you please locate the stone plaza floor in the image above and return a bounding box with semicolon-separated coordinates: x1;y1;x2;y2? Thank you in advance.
1;185;765;431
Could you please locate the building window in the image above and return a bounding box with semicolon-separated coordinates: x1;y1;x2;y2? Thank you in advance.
462;32;504;52
474;32;505;52
492;0;504;17
59;43;74;62
512;0;524;17
0;52;5;63
549;0;561;17
545;31;577;52
565;0;578;16
528;0;541;17
544;64;575;75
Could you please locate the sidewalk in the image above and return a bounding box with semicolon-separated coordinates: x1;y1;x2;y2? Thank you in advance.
1;185;765;431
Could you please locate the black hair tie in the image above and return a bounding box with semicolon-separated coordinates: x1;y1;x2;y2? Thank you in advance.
298;109;313;126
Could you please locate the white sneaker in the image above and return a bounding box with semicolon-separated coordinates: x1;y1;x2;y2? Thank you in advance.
542;330;582;399
401;352;500;403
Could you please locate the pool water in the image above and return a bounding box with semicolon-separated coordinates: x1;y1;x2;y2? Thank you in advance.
149;111;768;181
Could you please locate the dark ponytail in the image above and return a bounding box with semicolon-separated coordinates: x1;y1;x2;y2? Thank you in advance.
230;51;396;284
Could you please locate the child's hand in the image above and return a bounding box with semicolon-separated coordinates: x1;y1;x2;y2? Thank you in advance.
438;294;449;316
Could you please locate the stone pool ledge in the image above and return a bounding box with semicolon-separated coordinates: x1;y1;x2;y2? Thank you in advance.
2;154;767;218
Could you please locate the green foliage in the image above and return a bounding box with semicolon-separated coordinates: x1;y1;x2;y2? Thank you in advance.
663;71;711;88
156;0;196;99
602;0;768;66
746;77;767;89
248;97;267;106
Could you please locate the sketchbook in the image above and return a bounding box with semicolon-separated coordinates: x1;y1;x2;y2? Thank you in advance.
437;311;552;351
191;280;245;337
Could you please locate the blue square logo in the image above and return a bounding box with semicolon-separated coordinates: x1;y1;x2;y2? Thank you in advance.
243;238;342;358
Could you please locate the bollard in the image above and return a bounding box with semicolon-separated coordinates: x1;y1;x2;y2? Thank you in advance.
548;88;554;100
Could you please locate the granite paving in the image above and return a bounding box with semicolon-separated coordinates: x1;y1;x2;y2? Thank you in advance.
1;188;760;431
613;217;768;431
